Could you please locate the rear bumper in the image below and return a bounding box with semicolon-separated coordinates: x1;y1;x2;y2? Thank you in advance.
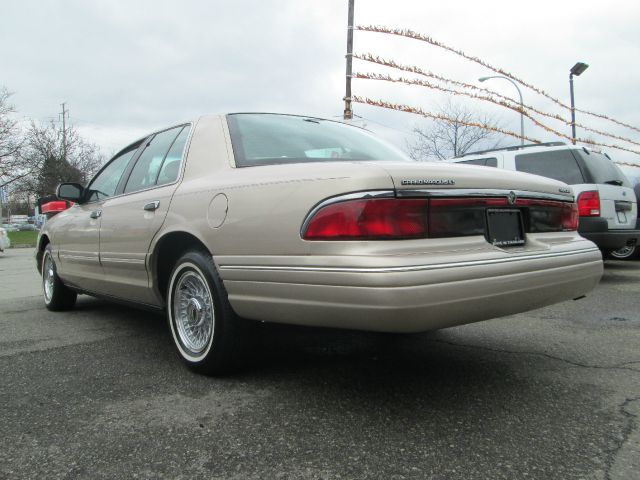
217;240;603;333
579;217;640;250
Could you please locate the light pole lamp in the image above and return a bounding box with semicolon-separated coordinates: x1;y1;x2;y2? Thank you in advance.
479;75;525;145
569;62;589;144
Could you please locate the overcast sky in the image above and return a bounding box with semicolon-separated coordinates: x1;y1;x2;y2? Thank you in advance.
2;0;639;174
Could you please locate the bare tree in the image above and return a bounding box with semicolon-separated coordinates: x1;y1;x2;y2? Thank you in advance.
407;100;505;161
17;120;104;197
0;88;26;188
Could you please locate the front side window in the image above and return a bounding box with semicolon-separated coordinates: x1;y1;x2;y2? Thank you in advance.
515;150;585;185
87;146;138;202
124;126;183;194
227;113;410;167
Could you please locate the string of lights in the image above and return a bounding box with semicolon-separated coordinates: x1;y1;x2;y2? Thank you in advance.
352;72;640;148
355;25;640;135
353;54;640;148
352;96;640;163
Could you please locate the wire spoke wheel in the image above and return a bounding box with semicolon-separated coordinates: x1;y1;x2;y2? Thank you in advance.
173;269;214;355
168;251;246;374
43;253;55;302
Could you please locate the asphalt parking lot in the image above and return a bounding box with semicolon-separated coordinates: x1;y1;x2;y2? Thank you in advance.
1;248;639;480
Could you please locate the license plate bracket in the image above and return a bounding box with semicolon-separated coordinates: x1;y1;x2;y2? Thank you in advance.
486;209;525;247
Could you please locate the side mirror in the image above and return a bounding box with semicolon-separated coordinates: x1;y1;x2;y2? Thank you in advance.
56;183;85;203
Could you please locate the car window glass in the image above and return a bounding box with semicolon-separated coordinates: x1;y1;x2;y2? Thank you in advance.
124;127;182;193
515;150;584;184
459;157;497;167
576;151;631;187
459;159;486;166
227;113;410;166
157;126;189;186
87;148;137;202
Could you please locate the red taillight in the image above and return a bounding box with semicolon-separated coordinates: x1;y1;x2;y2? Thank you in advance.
562;202;579;231
515;198;578;231
302;196;579;240
303;198;429;240
577;191;600;217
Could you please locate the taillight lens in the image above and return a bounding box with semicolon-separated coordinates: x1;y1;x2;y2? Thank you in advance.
302;196;579;240
577;191;600;217
303;198;429;240
515;198;578;232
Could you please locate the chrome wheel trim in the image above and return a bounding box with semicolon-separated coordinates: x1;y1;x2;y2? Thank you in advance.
611;245;635;259
168;262;215;362
43;252;55;303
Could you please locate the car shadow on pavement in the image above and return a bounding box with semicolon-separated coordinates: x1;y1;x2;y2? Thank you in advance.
70;294;523;393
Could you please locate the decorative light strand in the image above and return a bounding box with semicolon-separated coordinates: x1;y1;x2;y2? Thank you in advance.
352;96;640;160
353;70;640;149
355;25;640;134
354;54;640;147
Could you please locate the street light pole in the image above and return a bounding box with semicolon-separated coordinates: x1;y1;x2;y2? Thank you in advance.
343;0;355;120
569;62;589;144
479;75;524;145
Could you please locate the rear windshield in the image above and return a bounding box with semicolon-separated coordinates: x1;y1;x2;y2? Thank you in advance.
227;113;410;167
515;150;585;184
575;151;632;187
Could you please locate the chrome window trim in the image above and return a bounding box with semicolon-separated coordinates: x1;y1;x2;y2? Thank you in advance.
219;247;600;274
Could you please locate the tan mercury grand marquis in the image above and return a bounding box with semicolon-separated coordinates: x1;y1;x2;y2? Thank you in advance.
36;113;603;374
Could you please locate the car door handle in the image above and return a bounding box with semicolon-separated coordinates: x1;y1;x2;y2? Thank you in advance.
143;201;160;211
89;210;102;219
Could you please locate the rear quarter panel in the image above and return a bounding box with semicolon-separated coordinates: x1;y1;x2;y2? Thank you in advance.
154;115;396;258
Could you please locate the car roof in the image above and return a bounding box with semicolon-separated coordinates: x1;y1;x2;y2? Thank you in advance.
449;143;602;162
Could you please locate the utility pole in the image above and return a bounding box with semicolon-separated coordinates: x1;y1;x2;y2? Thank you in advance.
60;102;68;162
343;0;355;120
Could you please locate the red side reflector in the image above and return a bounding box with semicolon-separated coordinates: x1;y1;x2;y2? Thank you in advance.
577;191;600;217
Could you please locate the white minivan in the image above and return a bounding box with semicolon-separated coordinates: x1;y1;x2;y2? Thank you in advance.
448;142;639;256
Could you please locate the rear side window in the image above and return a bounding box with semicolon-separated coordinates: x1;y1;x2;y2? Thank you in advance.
157;126;190;186
458;157;497;167
576;151;631;187
515;150;584;184
124;126;183;193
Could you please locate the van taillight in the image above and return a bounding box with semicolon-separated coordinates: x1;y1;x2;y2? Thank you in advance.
577;191;600;217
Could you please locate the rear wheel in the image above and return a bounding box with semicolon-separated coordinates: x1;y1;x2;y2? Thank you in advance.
167;250;246;375
42;245;77;311
609;245;638;260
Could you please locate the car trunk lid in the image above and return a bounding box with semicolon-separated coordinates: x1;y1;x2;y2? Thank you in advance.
371;161;574;199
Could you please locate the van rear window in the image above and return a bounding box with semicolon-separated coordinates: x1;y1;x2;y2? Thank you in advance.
515;150;584;185
576;151;631;187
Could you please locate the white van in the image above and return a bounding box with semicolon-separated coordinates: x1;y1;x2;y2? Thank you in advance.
448;142;639;256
